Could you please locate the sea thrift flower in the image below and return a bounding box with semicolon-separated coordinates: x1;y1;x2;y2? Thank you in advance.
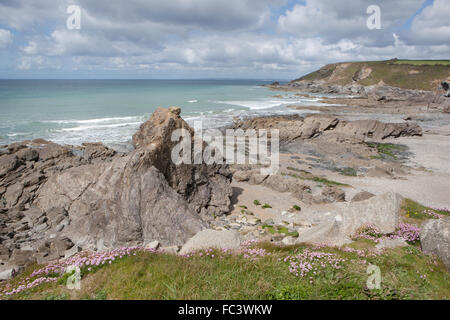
2;246;157;299
391;223;420;243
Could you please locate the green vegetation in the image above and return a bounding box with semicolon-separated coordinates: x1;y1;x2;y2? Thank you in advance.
294;59;450;91
262;225;299;238
401;198;450;222
253;200;261;206
3;242;448;300
392;60;450;66
292;205;301;211
282;172;350;187
366;142;406;160
336;167;357;177
239;205;248;209
262;204;272;209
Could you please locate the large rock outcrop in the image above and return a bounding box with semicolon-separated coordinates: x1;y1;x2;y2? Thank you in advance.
1;107;232;271
420;217;450;269
179;229;242;255
234;114;422;143
295;192;402;246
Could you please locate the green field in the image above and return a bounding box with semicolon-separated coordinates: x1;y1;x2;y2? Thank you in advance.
2;198;448;301
295;59;450;91
1;241;448;300
393;60;450;66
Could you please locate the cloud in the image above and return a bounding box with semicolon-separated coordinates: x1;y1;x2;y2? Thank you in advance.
409;0;450;45
0;29;12;48
1;0;449;78
277;0;424;44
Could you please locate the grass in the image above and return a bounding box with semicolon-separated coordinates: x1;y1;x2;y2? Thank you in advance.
294;60;450;91
393;60;450;66
336;167;357;177
401;198;450;223
366;142;406;161
282;172;350;187
262;225;299;237
2;242;448;300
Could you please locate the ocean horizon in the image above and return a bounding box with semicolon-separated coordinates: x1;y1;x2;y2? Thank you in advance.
0;79;326;150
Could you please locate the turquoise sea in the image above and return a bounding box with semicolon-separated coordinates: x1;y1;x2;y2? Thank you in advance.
0;79;326;149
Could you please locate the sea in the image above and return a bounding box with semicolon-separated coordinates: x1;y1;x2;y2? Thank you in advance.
0;79;332;150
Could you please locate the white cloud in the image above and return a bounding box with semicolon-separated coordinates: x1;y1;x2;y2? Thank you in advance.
0;29;12;48
277;0;424;43
1;0;449;78
409;0;450;45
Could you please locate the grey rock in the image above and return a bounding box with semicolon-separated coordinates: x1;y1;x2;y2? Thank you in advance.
179;229;242;255
420;217;450;269
145;240;160;250
376;238;408;250
335;192;402;235
0;268;16;281
9;249;36;266
64;245;82;259
0;154;21;177
49;237;73;258
161;246;181;254
352;191;376;202
282;236;297;245
16;148;39;162
35;222;49;233
34;107;232;250
296;192;402;246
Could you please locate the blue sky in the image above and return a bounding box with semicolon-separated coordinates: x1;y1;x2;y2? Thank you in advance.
0;0;448;79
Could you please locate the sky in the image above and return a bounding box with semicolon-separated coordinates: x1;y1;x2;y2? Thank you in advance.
0;0;448;79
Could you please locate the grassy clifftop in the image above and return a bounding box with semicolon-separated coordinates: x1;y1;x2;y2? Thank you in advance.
294;59;450;91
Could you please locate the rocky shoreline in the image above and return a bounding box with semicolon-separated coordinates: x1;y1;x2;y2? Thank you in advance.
1;83;450;280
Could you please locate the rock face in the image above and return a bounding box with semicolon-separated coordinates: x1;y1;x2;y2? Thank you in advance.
420;218;450;269
234;114;422;144
376;238;408;250
352;191;375;202
285;81;436;104
179;229;242;255
296;192;402;246
0;107;233;270
131;107;232;217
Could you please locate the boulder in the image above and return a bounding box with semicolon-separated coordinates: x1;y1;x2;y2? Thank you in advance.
145;240;160;250
64;246;82;259
376;238;408;250
16;148;39;162
179;229;242;255
420;217;450;269
131;107;232;217
335;192;402;235
161;246;181;254
35;107;232;250
296;192;402;246
0;268;16;281
282;236;297;246
352;191;375;202
9;249;36;267
296;215;353;246
321;186;346;203
0;155;21;177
